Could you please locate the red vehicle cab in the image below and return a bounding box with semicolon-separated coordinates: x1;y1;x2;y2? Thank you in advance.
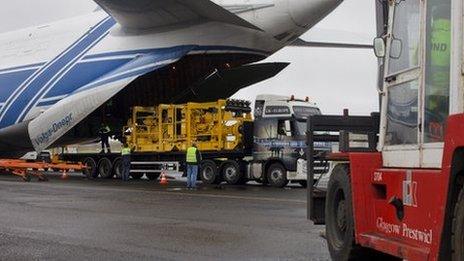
308;0;464;260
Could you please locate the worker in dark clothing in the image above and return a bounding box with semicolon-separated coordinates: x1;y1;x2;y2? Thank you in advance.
186;143;202;189
99;123;111;153
121;143;131;181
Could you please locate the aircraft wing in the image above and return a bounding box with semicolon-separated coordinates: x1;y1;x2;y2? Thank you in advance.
28;45;196;152
290;38;373;49
171;62;289;103
93;0;261;31
291;27;374;49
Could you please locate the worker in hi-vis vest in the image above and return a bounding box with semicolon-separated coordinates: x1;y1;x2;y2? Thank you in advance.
186;143;202;189
426;2;451;141
121;143;131;181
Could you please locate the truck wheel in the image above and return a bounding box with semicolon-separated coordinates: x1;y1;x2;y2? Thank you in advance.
98;158;113;179
452;186;464;261
326;165;392;260
299;181;308;188
147;173;160;181
267;163;288;188
200;160;220;185
83;157;97;179
112;158;122;179
130;173;143;180
221;160;242;185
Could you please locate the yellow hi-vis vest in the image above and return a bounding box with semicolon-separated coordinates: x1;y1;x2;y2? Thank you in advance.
121;147;131;156
186;147;197;163
430;18;451;93
428;18;451;112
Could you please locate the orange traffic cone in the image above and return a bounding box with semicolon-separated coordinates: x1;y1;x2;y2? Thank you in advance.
61;170;69;180
159;172;168;185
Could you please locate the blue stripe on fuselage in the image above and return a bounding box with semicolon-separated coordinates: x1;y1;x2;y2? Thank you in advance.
0;69;38;102
43;58;131;98
15;17;116;123
0;63;46;74
0;17;115;128
0;44;267;129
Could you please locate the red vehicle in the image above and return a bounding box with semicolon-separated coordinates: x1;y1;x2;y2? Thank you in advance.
308;0;463;260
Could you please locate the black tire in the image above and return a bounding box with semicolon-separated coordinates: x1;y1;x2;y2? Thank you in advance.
221;160;242;185
267;163;288;188
98;158;113;179
83;157;97;179
200;160;220;185
452;186;464;261
130;173;143;180
326;165;395;260
299;181;308;188
147;173;161;181
112;158;123;179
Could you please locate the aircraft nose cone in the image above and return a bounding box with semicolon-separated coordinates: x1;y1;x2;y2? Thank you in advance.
288;0;343;28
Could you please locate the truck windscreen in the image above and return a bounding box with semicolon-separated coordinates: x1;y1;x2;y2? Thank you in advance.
293;106;321;119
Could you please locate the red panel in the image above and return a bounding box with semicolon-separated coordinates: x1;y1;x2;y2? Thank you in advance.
336;114;464;260
350;153;445;260
344;114;464;260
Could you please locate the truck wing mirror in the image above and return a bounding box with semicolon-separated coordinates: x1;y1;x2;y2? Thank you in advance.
389;38;403;59
373;37;386;58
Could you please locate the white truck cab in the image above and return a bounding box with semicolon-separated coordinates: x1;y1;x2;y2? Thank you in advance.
251;94;329;187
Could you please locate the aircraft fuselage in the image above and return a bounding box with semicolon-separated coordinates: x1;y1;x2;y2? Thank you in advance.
0;0;342;155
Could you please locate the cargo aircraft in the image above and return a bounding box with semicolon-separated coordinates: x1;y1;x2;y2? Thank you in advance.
0;0;346;157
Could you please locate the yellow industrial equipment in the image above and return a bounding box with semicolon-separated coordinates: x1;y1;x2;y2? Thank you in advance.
125;100;252;152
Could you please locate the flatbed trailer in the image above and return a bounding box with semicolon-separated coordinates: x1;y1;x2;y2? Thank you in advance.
0;159;86;182
60;149;248;181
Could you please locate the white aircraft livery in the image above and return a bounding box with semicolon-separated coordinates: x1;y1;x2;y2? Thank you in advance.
0;0;343;157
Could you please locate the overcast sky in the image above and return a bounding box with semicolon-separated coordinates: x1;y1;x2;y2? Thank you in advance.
0;0;378;115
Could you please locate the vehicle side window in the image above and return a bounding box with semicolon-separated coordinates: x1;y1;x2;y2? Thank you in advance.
424;0;451;142
385;80;419;145
254;118;278;139
388;0;421;75
278;119;292;137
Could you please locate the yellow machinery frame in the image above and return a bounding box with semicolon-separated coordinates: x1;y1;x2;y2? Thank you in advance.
125;100;252;153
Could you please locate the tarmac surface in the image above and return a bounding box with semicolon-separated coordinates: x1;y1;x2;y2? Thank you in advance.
0;173;329;261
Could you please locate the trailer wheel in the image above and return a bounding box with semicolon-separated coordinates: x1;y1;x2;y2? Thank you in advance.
98;158;113;179
130;173;143;180
221;160;242;185
112;158;122;179
452;186;464;261
147;173;160;181
267;163;288;188
83;157;97;179
200;160;219;185
326;165;393;260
